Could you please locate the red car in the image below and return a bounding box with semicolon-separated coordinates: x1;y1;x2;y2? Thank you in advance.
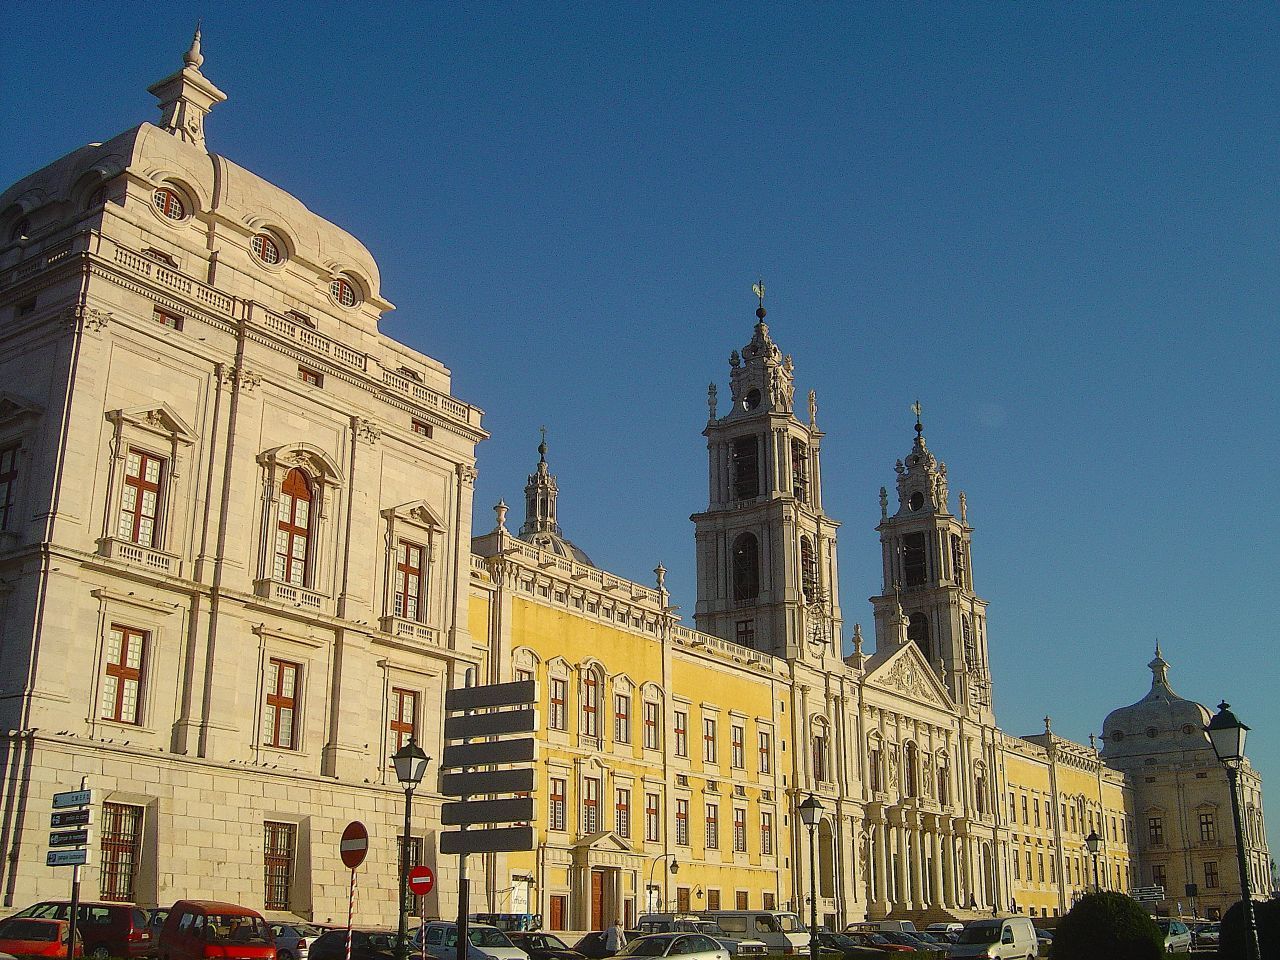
159;901;275;960
0;917;84;959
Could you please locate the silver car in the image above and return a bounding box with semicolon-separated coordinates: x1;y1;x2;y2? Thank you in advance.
271;923;325;960
1156;919;1193;953
617;934;730;960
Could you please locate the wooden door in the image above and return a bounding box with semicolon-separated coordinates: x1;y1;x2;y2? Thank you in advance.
549;896;565;931
591;870;605;930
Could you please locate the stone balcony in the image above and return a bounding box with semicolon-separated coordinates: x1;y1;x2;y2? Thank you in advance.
254;578;326;612
97;537;182;576
379;615;440;646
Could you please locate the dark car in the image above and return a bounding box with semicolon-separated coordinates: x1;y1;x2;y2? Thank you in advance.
308;929;399;960
813;932;895;958
840;931;912;953
11;902;151;960
571;934;612;960
506;933;583;960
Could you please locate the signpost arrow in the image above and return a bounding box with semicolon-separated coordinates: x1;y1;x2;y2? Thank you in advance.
440;826;536;856
50;809;92;829
52;790;93;810
49;829;90;848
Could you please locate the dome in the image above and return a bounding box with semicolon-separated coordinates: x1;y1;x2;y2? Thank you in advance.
520;529;594;567
1100;644;1213;762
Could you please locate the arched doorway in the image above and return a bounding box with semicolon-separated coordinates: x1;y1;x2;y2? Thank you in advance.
818;818;836;898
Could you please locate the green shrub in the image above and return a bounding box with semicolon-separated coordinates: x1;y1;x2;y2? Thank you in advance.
1049;891;1164;960
1217;897;1280;959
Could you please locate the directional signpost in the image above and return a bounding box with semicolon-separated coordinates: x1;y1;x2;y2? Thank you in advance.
340;822;369;960
49;785;93;957
441;679;538;960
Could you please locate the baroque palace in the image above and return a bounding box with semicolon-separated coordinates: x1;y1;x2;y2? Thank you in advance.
0;36;1269;932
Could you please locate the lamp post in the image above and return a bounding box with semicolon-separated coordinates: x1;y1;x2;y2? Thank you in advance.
798;795;824;960
1084;831;1102;892
646;854;679;911
1206;702;1261;960
393;738;431;960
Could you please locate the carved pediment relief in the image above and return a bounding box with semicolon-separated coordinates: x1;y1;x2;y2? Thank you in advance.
865;643;953;710
383;498;445;530
0;393;42;428
258;443;344;483
107;402;196;443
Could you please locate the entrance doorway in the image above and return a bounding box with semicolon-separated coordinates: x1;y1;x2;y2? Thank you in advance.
591;869;605;930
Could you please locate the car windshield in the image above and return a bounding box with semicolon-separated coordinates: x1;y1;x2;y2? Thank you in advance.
536;935;568;949
202;916;272;944
957;922;1002;945
775;915;802;933
620;938;672;957
469;929;515;948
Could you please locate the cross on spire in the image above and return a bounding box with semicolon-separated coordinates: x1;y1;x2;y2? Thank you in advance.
752;279;766;320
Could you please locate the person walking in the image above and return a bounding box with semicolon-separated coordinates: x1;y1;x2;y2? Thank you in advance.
604;919;626;956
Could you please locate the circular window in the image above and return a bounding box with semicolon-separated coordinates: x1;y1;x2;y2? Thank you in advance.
152;187;186;221
252;233;282;264
1146;727;1158;739
330;277;358;307
1182;724;1196;735
1112;730;1124;743
910;491;925;511
743;388;761;411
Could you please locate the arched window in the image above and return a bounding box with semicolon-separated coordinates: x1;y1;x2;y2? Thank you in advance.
908;612;932;661
331;277;358;307
975;771;987;818
274;468;313;586
732;532;759;601
791;438;809;501
800;536;818;603
904;742;919;798
937;759;949;805
252;233;282;264
812;720;830;783
152;187;185;220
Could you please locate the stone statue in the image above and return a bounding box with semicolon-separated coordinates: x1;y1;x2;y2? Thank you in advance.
707;382;717;421
879;486;888;520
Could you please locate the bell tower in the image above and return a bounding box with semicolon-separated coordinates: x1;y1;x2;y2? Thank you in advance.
692;286;842;663
871;407;992;718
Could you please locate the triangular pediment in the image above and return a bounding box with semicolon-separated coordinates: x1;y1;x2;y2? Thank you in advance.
0;392;43;426
573;830;631;852
864;642;954;710
109;402;196;443
384;498;445;530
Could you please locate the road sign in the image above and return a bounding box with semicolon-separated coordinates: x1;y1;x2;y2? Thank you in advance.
445;680;536;712
443;708;537;742
46;848;89;867
49;829;90;848
52;790;93;809
441;768;536;798
50;809;92;829
340;821;369;869
408;865;435;896
1185;883;1198;898
442;738;537;769
441;797;534;827
440;825;535;856
1129;885;1164;902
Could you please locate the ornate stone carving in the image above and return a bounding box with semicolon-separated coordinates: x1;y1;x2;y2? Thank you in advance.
707;382;717;421
353;417;381;445
884;655;942;706
61;305;112;334
457;463;478;486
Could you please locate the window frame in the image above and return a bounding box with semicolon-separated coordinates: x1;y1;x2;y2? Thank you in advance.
390;687;418;753
614;692;631;744
733;807;747;853
615;787;631;839
675;798;690;846
251;233;283;265
705;802;719;849
582;776;600;834
674;710;688;758
152;187;186;221
549;677;567;731
263;821;297;911
643;700;661;750
100;802;143;902
581;673;599;738
731;724;745;769
0;442;20;533
330;277;359;307
263;658;301;750
703;716;717;764
549;777;567;832
101;624;147;725
645;792;661;842
117;447;166;548
394;540;426;622
760;810;773;856
274;468;313;587
758;729;772;774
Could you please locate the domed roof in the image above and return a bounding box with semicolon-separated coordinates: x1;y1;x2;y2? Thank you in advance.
1100;644;1213;762
515;433;594;567
520;529;594;567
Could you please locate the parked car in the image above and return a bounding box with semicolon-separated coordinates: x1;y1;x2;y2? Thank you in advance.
307;929;397;960
149;911;170;935
1193;922;1220;950
0;918;83;959
505;933;583;960
158;901;275;960
1156;919;1192;953
271;925;325;960
698;913;807;956
11;902;152;960
944;918;1037;960
840;931;914;953
878;931;936;954
924;925;962;941
471;919;542;935
616;934;729;960
570;934;610;960
418;922;528;960
811;931;895;958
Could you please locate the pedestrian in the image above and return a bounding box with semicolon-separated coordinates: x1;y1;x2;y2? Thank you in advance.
604;919;626;956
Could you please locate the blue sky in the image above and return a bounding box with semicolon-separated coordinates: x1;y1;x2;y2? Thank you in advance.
4;3;1279;869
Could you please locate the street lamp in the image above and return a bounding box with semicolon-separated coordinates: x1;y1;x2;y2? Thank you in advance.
798;795;825;960
1084;831;1102;891
1206;702;1261;960
646;854;679;911
393;738;431;960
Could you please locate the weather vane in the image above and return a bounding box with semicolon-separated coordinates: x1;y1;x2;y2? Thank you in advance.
752;279;766;308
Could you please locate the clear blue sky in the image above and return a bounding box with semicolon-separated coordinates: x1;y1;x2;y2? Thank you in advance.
4;3;1279;868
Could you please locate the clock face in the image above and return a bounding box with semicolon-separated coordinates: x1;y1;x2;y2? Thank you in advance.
742;388;761;411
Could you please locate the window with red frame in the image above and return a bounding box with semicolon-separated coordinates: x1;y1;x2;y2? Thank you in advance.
154;307;183;330
390;687;417;752
252;233;281;264
331;277;357;306
731;724;745;769
394;540;424;621
582;674;598;737
102;624;146;724
152;187;185;220
675;799;689;846
549;777;567;831
645;793;660;842
703;717;717;763
100;803;142;902
298;366;323;387
760;811;774;856
549;678;566;730
614;693;630;744
615;788;630;839
733;808;747;853
705;803;719;849
643;701;660;750
674;711;688;757
758;730;772;773
582;777;599;833
274;468;312;586
118;448;164;547
813;734;829;782
263;658;300;749
0;444;17;531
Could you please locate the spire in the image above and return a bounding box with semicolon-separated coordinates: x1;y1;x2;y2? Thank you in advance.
521;429;560;537
892;400;948;515
147;25;227;149
1147;642;1175;696
722;281;795;417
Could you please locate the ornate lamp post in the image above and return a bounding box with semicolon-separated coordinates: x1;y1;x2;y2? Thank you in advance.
1206;702;1261;960
798;795;825;960
1084;831;1102;891
392;738;431;960
646;854;679;911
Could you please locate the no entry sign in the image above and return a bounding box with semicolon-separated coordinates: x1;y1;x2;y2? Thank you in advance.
408;865;434;896
340;821;369;869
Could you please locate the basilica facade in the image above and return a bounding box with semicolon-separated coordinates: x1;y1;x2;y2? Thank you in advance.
0;36;1265;930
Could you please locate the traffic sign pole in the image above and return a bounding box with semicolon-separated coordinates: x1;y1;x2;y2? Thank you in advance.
346;868;356;960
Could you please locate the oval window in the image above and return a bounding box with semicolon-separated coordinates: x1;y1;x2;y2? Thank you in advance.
1111;730;1124;743
152;187;186;220
910;491;925;511
252;233;282;264
1146;727;1158;739
330;277;358;307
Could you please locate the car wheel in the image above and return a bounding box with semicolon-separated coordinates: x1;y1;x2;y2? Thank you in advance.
91;946;111;960
279;952;295;960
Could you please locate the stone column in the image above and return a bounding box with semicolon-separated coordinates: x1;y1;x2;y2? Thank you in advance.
931;828;943;907
873;818;889;914
909;824;923;909
941;827;955;908
895;820;907;906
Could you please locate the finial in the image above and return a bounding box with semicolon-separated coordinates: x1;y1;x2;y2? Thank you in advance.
707;382;718;421
1154;637;1162;660
1089;732;1097;751
879;486;888;520
654;563;667;591
752;279;766;320
852;623;864;657
808;389;818;429
1044;716;1053;735
494;499;508;531
912;400;923;438
184;22;205;69
538;425;547;463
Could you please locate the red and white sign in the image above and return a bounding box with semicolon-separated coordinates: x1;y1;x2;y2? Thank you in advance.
340;821;369;870
407;865;434;896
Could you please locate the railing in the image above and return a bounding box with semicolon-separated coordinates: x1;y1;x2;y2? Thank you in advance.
254;578;325;612
97;537;181;576
380;616;439;646
380;369;479;426
254;304;370;372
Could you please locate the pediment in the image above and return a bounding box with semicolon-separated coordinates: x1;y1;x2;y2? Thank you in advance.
0;392;42;427
108;402;196;443
573;830;631;852
864;642;954;710
384;498;445;530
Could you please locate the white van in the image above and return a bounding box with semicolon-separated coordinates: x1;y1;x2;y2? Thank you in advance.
698;912;808;955
945;917;1038;959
